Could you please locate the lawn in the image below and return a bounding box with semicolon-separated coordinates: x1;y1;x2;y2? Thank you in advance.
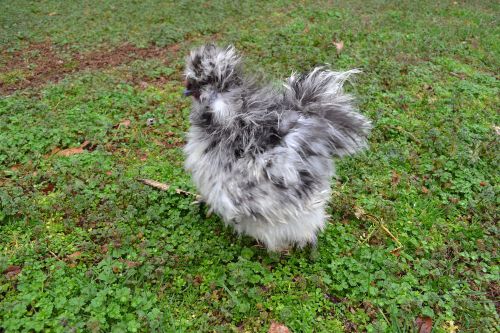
0;0;498;332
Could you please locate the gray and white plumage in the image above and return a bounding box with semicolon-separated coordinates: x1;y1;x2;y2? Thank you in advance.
183;44;371;251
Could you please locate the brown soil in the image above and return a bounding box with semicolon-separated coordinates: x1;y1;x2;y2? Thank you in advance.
486;281;500;315
0;41;180;95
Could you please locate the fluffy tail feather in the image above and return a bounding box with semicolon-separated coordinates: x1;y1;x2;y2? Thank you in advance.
284;68;372;156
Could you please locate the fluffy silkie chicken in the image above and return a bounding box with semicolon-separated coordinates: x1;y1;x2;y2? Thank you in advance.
183;44;371;251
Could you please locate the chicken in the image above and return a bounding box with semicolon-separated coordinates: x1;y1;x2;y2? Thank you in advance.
183;44;371;251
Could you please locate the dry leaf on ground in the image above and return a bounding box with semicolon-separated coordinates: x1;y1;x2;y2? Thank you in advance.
119;259;142;268
391;170;401;185
415;316;433;333
333;40;344;53
56;141;90;157
67;251;82;261
3;265;22;279
268;322;291;333
114;119;131;128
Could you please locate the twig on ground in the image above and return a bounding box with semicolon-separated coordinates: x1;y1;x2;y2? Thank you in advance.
378;308;390;324
138;178;202;200
358;211;404;252
48;250;65;263
379;223;402;247
359;225;377;245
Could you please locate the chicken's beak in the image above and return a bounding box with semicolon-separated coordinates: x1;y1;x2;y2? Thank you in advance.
183;89;192;97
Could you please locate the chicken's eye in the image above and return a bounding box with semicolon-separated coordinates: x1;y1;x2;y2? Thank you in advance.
187;81;200;91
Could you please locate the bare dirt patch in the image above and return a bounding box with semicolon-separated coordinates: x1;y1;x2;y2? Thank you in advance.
0;41;180;94
486;281;500;315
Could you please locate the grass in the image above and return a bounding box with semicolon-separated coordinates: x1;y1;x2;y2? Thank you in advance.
0;0;498;332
